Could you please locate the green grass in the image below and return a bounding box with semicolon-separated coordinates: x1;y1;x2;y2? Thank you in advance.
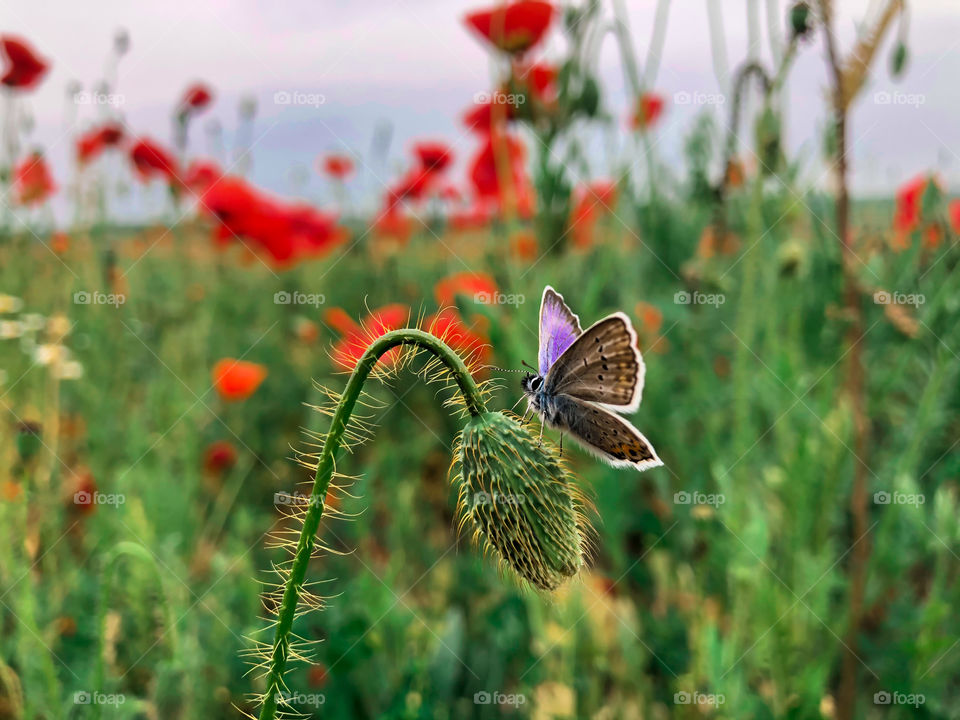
1;181;959;719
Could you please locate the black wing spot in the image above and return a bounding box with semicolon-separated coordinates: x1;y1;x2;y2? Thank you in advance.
597;374;604;381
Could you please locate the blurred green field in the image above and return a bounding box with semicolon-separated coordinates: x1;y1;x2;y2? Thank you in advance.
2;171;959;719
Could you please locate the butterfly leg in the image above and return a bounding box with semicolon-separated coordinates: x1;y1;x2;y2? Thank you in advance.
538;421;544;447
559;433;563;457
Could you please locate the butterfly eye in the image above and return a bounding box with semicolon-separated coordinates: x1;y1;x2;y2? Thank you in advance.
533;376;543;390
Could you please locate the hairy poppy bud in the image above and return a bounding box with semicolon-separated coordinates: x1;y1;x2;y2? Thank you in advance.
455;411;585;591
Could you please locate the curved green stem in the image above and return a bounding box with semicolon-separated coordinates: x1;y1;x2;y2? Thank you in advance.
258;329;486;720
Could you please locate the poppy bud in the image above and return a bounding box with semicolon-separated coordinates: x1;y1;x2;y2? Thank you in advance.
577;76;600;118
789;2;812;39
455;411;585;591
891;42;908;78
16;421;41;462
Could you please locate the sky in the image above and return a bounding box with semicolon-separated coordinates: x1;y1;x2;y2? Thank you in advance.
4;0;959;222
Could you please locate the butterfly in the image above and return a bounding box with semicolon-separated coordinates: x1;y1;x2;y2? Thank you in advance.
520;286;662;471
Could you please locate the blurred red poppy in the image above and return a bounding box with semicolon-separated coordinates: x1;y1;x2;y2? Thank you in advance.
569;182;616;249
325;304;410;371
320;154;354;180
180;82;213;113
212;359;267;401
462;97;514;134
76;123;125;166
195;175;348;266
130;137;180;183
374;205;414;245
70;470;98;516
0;36;49;90
427;308;491;368
464;0;555;54
182;158;222;193
204;440;237;475
510;229;538;260
950;200;960;235
434;272;498;307
14;151;56;205
467;132;533;216
515;62;557;103
413;141;453;173
631;92;665;130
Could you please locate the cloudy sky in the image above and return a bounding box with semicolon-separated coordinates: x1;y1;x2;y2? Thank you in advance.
5;0;959;219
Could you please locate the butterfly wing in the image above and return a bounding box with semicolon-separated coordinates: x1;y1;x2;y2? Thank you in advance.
544;312;644;412
555;394;662;470
538;286;582;376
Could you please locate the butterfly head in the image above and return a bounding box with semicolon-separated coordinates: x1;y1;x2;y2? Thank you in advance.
521;373;544;395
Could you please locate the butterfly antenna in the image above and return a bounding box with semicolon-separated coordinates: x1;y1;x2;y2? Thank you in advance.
521;359;537;372
483;365;528;374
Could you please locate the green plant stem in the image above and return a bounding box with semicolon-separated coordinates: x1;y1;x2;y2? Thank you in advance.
95;542;178;720
257;329;486;720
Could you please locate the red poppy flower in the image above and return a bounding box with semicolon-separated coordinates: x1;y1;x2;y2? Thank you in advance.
180;82;213;113
462;96;515;134
76;123;125;166
412;141;453;174
510;229;538;260
204;440;237;475
388;166;435;204
434;272;498;307
373;205;414;245
14;151;56;205
0;36;49;90
893;175;929;235
464;0;555;54
427;308;491;369
325;304;410;371
130;137;180;183
70;470;98;516
320;154;354;180
949;199;960;235
631;92;665;130
467;132;533;215
212;359;267;401
183;158;222;193
514;62;557;104
194;175;347;266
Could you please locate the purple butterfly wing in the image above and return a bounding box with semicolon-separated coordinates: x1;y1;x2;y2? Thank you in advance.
538;287;583;376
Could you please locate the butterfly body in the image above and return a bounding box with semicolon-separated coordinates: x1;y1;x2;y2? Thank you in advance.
521;287;662;471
